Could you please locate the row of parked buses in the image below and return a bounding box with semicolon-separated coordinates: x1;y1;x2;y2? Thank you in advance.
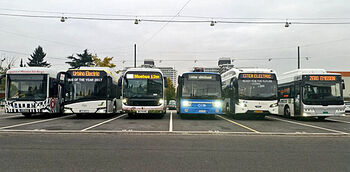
3;67;168;118
2;66;347;119
176;68;346;119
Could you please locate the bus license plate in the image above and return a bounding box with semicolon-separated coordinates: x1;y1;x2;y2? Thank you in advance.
79;110;89;113
137;110;148;113
254;110;263;113
323;111;329;114
198;110;206;113
21;109;30;113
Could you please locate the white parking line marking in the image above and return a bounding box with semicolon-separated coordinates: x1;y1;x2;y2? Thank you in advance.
267;116;348;134
0;115;74;130
217;115;260;133
81;114;126;131
327;119;350;124
169;112;173;132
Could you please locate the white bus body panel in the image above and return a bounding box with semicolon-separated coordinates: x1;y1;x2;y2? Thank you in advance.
64;100;115;114
235;99;278;115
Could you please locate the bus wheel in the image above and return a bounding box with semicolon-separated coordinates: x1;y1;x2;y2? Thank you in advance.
317;116;327;121
128;113;136;119
22;113;32;118
156;113;165;119
284;106;291;118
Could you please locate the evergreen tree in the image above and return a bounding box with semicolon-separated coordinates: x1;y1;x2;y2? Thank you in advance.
27;46;50;67
66;49;94;68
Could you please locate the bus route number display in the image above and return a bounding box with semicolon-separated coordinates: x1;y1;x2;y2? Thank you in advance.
307;75;337;81
240;73;273;79
126;73;161;79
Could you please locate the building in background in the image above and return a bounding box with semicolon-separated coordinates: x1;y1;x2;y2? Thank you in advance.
201;57;234;74
327;71;350;101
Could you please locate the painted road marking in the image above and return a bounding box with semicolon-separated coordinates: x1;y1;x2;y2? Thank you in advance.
267;116;348;134
81;114;127;131
169;112;173;132
0;115;74;130
217;115;260;133
0;115;23;119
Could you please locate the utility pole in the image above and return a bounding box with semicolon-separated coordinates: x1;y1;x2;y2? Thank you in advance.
297;46;300;69
134;44;137;68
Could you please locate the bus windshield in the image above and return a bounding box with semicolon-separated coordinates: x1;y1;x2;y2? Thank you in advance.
238;80;277;100
182;79;221;99
123;72;163;99
7;74;47;101
302;82;343;105
65;71;107;102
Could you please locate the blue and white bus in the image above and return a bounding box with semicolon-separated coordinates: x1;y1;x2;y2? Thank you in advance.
176;72;223;118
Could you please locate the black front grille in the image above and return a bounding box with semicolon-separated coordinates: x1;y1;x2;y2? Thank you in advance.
128;99;158;106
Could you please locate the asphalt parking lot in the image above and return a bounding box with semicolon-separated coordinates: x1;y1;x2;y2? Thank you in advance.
0;109;349;135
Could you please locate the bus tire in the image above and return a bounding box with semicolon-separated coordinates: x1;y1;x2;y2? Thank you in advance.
317;116;327;121
22;113;32;118
156;113;165;119
128;113;136;119
284;106;291;117
113;102;117;114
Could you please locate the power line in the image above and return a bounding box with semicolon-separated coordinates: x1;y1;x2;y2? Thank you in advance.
2;12;350;25
2;7;350;21
141;0;193;46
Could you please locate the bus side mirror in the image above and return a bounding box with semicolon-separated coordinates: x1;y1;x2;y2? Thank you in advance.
342;80;345;90
164;77;168;88
178;76;182;85
118;77;122;87
0;74;5;84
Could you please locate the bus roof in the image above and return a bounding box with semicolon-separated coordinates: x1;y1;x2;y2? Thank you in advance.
279;69;341;84
125;68;163;75
182;72;220;75
221;67;276;82
7;67;58;78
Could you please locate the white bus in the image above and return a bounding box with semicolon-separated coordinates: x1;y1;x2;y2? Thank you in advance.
61;67;122;116
278;69;346;120
119;68;167;118
222;68;278;118
4;67;63;117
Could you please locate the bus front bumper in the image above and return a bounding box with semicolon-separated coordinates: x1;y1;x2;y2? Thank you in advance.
123;106;165;114
180;107;222;115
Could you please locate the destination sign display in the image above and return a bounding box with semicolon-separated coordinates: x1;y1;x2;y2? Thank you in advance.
239;73;275;80
126;73;161;79
304;75;339;81
188;74;215;80
72;71;101;77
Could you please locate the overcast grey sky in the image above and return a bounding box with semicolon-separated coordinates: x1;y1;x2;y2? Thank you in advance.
0;0;349;75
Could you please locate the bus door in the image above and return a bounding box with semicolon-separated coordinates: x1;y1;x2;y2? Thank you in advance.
294;81;301;116
230;78;237;113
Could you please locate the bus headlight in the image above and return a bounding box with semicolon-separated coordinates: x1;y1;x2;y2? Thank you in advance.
122;98;128;105
158;99;164;105
213;100;222;108
270;103;278;108
182;100;191;107
237;102;247;107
